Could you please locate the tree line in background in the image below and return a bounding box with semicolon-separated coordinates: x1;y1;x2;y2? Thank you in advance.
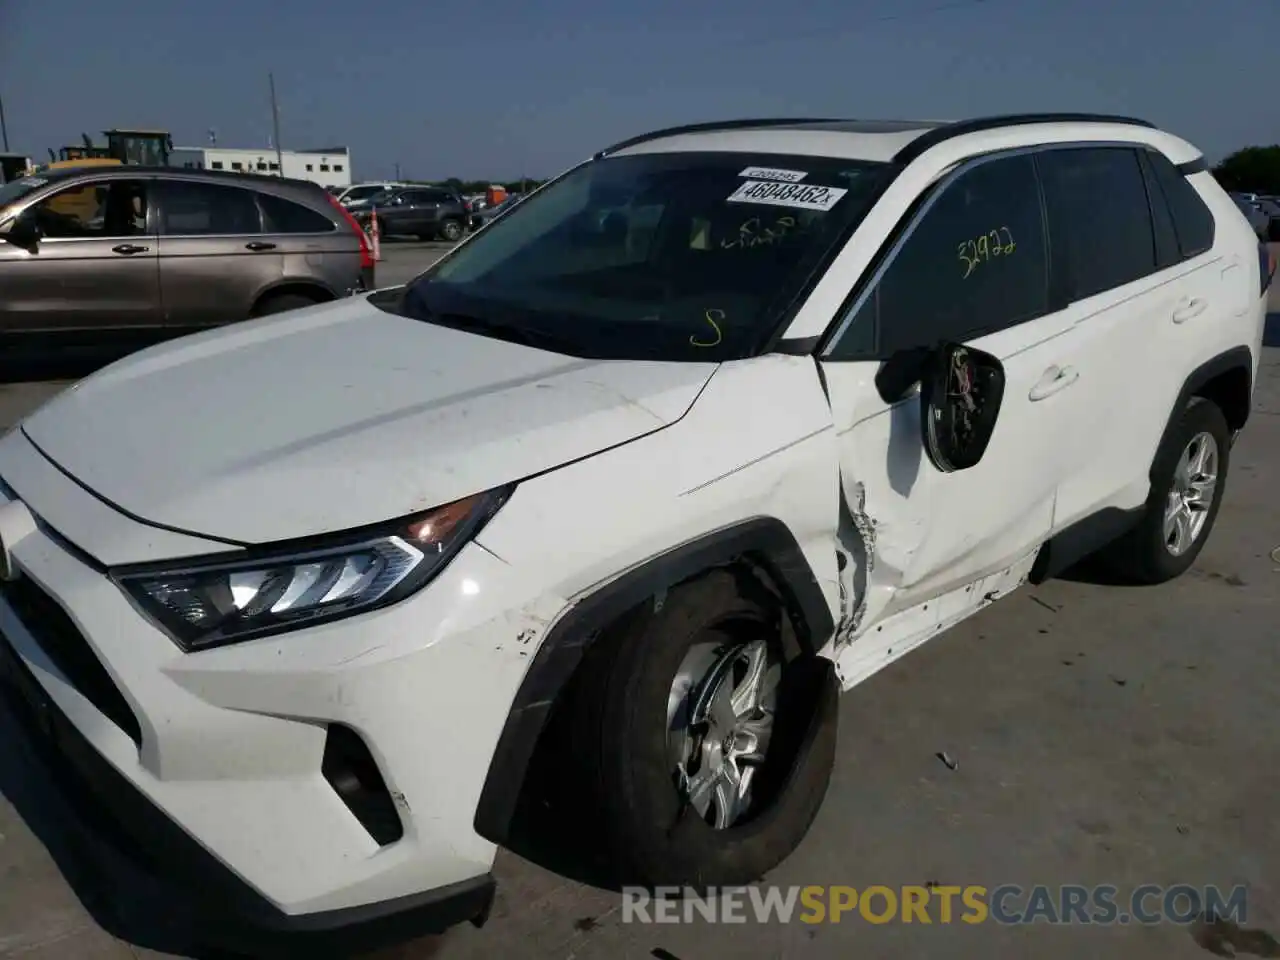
1213;146;1280;194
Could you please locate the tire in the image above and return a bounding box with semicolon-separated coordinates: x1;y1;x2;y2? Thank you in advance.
562;568;839;889
439;219;464;242
250;293;321;318
1097;398;1230;584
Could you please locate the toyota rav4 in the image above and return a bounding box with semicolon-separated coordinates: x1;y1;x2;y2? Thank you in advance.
0;114;1270;955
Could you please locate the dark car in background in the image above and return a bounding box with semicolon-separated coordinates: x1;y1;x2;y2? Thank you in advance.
351;185;470;241
0;167;374;346
469;193;521;231
1255;196;1280;241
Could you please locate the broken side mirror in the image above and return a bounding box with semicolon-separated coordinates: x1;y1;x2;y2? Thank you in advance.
919;342;1005;473
874;346;932;404
1;212;41;252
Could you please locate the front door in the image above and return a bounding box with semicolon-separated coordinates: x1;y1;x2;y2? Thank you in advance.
818;151;1083;629
0;177;161;333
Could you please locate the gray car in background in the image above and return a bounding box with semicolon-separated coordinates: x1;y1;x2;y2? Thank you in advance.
0;167;375;342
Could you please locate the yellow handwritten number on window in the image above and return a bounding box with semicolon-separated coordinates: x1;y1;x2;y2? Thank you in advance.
691;309;725;348
957;226;1015;279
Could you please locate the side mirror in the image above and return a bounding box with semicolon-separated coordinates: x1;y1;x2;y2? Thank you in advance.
1;212;41;251
919;342;1005;473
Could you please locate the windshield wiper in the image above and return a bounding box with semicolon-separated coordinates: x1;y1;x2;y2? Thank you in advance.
422;310;577;354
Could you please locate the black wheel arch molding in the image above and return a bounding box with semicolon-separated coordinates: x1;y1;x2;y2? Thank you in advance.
472;516;836;846
1151;345;1254;481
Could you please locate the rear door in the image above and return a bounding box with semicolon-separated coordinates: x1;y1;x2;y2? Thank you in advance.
257;190;360;295
396;188;448;236
0;177;161;333
154;178;283;327
1039;146;1220;531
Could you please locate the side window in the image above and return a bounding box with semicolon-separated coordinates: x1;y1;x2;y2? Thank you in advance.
156;181;262;236
830;153;1048;359
1144;150;1215;259
1137;151;1181;270
259;193;336;234
28;179;150;239
1038;148;1156;300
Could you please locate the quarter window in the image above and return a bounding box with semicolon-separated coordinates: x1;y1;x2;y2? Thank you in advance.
1143;150;1214;259
155;180;262;235
27;179;150;239
1038;147;1156;300
831;153;1048;358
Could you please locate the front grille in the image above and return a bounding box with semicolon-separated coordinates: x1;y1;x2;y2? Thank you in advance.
0;577;142;746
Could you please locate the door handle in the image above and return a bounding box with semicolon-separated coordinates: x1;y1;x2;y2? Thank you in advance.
1171;297;1207;324
1028;365;1079;401
111;243;149;255
244;241;277;252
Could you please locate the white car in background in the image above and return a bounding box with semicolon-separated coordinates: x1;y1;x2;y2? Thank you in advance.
0;113;1269;955
333;181;412;208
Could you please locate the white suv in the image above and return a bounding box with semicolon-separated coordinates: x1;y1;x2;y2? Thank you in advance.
0;114;1270;953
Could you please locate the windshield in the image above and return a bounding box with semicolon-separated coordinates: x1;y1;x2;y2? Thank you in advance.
0;176;50;215
387;152;891;361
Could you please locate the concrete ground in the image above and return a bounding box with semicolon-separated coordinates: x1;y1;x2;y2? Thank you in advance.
0;254;1277;959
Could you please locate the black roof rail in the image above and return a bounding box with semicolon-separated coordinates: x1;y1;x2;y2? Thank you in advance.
891;112;1158;165
594;118;847;158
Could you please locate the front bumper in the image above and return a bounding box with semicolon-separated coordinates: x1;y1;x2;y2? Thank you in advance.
0;627;495;954
0;428;568;946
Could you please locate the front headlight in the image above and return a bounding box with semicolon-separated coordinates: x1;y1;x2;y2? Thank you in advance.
114;488;509;652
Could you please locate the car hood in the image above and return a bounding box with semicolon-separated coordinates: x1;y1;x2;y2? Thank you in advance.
22;298;717;546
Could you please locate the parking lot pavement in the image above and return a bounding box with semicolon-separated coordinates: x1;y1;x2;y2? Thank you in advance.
0;320;1278;957
372;238;457;288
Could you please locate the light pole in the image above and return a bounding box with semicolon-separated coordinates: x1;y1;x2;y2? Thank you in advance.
0;91;9;152
268;73;284;176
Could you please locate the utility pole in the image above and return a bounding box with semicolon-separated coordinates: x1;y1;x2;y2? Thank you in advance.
394;162;401;180
268;72;284;176
0;90;9;152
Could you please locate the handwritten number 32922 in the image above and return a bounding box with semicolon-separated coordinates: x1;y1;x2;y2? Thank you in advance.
957;227;1015;279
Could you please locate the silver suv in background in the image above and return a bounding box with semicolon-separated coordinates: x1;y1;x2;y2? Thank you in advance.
0;167;375;345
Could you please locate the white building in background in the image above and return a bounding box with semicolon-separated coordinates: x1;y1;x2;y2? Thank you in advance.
168;146;352;188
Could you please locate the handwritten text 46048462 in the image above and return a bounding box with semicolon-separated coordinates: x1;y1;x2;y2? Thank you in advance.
957;227;1016;279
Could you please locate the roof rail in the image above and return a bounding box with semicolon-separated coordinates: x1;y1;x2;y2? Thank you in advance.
891;112;1157;164
594;118;846;159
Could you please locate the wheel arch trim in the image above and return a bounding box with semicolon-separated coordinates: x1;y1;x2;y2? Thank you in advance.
472;516;835;846
1151;346;1253;482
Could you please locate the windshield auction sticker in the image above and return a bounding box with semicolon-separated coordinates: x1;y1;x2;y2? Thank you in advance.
738;166;808;183
727;180;848;211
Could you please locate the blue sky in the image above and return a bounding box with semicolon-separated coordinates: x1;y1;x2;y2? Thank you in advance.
1;0;1275;181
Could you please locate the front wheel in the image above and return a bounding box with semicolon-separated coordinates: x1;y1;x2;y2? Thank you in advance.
564;570;839;889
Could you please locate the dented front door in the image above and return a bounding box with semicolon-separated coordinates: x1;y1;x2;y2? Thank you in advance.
814;150;1077;639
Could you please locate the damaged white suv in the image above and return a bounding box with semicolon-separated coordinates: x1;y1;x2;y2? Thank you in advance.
0;114;1270;953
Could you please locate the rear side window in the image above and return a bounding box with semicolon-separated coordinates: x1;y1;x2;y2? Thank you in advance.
1144;150;1215;258
1038;148;1155;300
831;153;1048;358
156;181;261;235
259;192;336;234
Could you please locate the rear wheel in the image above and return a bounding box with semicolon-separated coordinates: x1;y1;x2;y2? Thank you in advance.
1097;398;1230;583
563;569;839;888
439;219;464;242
